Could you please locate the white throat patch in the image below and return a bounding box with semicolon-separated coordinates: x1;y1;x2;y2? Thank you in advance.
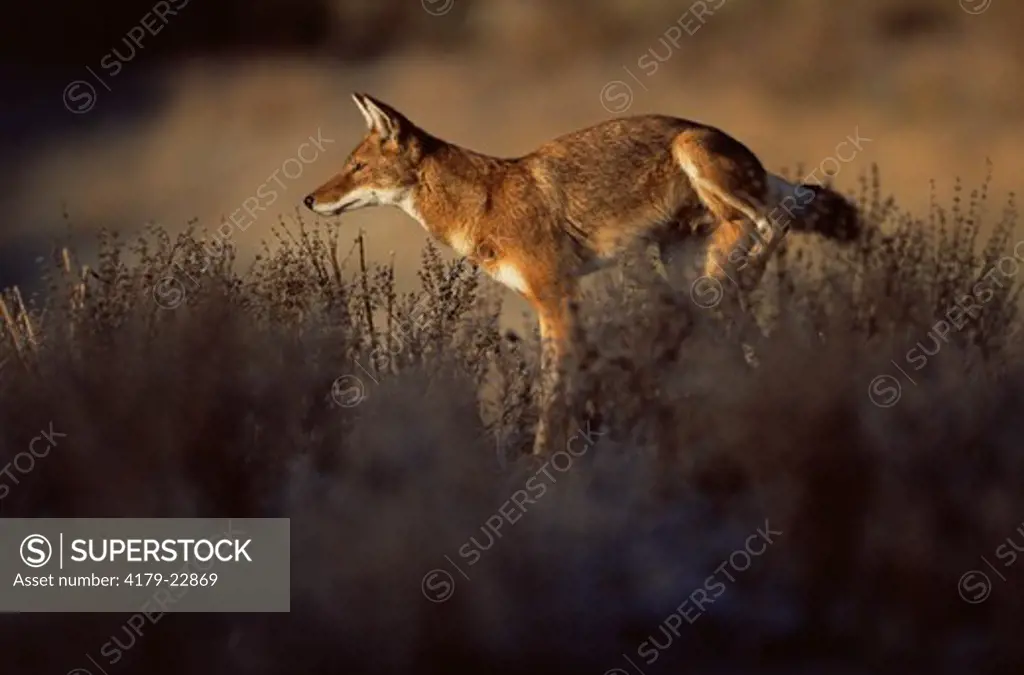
395;191;428;233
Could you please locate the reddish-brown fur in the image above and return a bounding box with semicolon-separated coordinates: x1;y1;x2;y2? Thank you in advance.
305;93;860;454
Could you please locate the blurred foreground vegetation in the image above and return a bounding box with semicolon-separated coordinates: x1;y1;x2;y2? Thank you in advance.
1;168;1023;673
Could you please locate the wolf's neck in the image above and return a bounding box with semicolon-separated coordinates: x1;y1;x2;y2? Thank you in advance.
401;138;514;241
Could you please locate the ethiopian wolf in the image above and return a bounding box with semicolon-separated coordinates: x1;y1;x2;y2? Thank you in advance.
304;93;860;455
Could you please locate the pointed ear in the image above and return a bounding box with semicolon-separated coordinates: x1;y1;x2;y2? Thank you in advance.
351;92;375;130
354;93;404;141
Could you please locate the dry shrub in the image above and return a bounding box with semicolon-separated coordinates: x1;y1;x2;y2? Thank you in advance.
1;168;1023;674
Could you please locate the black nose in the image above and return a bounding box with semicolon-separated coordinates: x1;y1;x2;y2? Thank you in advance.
303;195;315;209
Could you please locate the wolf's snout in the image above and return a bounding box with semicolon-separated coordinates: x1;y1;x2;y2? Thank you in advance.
303;194;316;210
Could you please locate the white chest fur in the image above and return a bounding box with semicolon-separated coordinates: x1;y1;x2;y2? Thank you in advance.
449;231;475;258
447;230;531;297
491;261;531;296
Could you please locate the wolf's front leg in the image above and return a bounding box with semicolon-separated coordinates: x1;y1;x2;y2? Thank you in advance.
532;299;573;455
532;344;566;455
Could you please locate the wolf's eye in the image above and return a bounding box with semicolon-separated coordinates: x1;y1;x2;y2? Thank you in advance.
352;161;366;172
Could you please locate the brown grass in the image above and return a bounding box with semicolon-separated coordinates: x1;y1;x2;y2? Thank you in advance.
2;168;1024;673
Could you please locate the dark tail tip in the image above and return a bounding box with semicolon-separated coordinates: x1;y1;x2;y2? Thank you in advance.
796;184;861;243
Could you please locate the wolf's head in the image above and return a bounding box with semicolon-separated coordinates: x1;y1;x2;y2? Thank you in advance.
304;93;428;216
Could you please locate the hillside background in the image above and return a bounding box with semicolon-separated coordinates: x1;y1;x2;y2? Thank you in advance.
2;0;1021;296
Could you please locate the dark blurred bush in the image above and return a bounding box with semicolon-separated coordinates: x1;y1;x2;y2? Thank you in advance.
1;170;1024;672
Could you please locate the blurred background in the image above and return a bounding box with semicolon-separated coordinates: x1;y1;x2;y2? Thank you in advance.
2;0;1022;292
4;5;1024;672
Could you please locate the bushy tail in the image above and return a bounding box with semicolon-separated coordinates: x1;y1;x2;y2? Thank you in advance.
768;176;861;243
793;183;861;242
